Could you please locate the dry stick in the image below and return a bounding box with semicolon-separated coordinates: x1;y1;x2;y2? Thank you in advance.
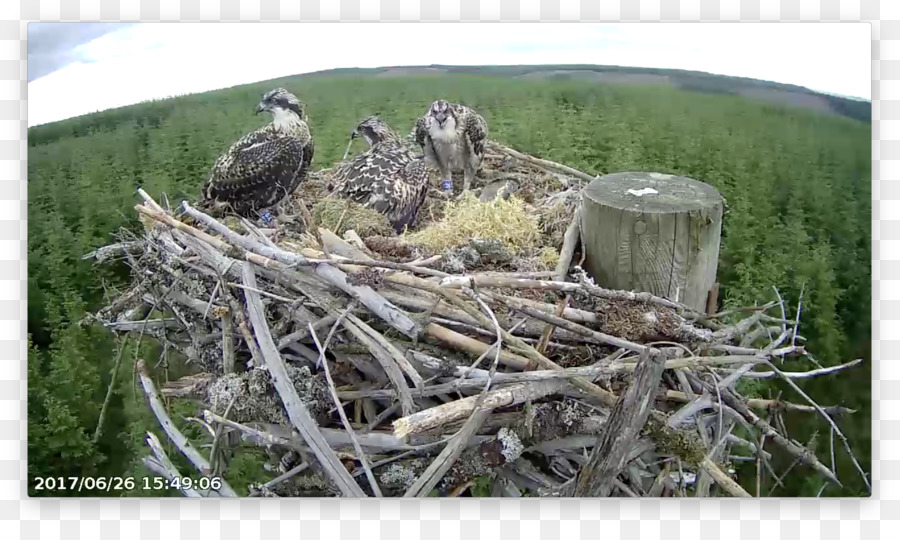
204;410;307;453
299;246;449;278
277;314;339;350
209;395;238;478
325;306;417;416
241;263;367;497
542;207;581;356
690;375;841;487
180;201;421;339
763;359;870;491
488;141;597;183
338;364;617;401
257;265;419;415
297;197;330;258
347;313;424;388
772;286;788;336
403;291;505;497
404;408;492;497
221;311;235;374
299;252;450;278
791;284;805;349
489;292;649;355
143;432;204;497
392;379;570;439
439;275;583;292
536;295;569;357
663;390;854;416
554;206;582;282
136;359;238;497
715;359;863;380
309;314;383;497
92;335;130;444
574;348;667;496
430;317;581;349
222;291;264;368
261;462;310;490
425;323;532;370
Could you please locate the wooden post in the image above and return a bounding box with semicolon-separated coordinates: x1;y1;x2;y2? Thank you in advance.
580;172;724;313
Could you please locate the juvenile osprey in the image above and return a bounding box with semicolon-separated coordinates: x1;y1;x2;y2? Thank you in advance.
331;116;429;234
414;100;488;193
199;88;314;217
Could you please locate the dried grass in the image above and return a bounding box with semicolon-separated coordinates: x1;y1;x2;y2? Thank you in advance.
310;198;394;238
403;193;540;253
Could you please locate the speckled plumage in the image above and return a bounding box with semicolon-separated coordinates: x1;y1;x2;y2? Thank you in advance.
414;100;488;191
200;88;314;216
331;116;429;234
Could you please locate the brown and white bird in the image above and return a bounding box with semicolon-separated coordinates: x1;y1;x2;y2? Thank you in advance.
331;116;429;234
413;99;488;194
199;88;314;218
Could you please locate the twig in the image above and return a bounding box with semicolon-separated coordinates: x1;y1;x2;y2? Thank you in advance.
92;335;129;444
209;395;238;478
143;432;205;497
791;284;805;349
715;359;863;380
221;310;235;374
309;313;383;497
241;263;366;497
487;141;597;183
763;359;869;492
554;206;581;282
261;462;310;490
136;359;238;497
277;314;340;350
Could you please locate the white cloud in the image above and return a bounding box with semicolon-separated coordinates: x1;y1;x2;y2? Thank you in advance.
27;22;871;127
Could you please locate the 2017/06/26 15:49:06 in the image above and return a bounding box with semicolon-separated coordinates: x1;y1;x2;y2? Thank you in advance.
32;476;224;493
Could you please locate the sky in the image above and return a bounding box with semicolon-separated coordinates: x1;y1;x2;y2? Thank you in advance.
27;22;871;127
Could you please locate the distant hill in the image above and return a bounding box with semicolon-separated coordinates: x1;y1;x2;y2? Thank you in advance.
297;64;872;124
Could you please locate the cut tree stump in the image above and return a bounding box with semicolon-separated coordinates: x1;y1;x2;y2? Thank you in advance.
580;172;724;313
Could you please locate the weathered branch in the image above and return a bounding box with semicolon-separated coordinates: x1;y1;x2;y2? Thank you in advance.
574;349;665;496
136;359;238;497
241;263;366;497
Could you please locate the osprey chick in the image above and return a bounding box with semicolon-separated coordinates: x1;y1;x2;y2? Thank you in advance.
414;100;488;193
331;116;429;234
200;88;314;217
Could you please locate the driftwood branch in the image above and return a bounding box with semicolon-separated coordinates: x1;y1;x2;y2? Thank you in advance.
241;263;366;497
574;349;665;496
137;359;238;497
142;432;204;497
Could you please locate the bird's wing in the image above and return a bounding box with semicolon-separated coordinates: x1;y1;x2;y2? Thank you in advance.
202;130;306;207
332;144;429;232
288;136;314;194
413;115;430;148
333;144;407;202
458;107;488;157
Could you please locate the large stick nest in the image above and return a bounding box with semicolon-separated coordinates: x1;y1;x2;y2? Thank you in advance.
83;142;866;498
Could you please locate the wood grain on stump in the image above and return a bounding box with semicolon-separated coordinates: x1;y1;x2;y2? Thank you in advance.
580;172;723;313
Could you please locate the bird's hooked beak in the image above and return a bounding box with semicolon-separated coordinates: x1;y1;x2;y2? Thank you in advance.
254;102;267;115
434;112;447;126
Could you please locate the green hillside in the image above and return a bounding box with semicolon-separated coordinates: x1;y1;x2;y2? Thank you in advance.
27;71;871;496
